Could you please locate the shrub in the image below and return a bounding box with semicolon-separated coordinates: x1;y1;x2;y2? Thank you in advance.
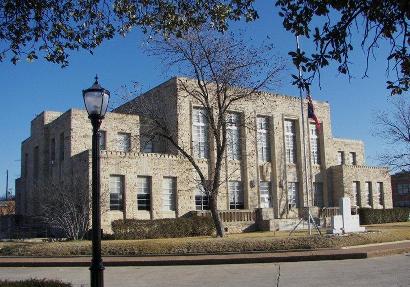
359;208;410;225
111;215;215;239
0;279;71;287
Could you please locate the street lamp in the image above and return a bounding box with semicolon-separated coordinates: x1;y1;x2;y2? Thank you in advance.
83;75;110;287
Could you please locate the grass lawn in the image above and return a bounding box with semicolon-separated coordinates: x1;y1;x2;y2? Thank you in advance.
0;222;409;257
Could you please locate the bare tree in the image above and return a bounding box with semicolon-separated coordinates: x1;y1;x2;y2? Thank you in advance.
39;182;90;240
374;97;410;171
118;28;285;237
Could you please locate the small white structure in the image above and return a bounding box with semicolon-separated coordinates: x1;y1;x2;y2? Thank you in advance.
331;197;365;234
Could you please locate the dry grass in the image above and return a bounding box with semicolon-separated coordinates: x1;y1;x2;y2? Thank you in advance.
1;222;409;257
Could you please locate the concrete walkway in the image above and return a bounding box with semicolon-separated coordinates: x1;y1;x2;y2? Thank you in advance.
0;240;409;267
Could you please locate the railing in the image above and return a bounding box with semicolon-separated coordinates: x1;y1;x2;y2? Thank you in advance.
320;206;359;218
194;210;256;222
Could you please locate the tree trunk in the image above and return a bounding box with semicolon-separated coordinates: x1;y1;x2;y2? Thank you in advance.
209;195;224;237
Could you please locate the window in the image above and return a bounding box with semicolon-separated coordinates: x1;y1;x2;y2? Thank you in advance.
313;182;323;207
288;182;299;208
337;151;345;165
377;182;384;207
192;108;209;159
259;181;272;208
117;133;131;152
257;117;271;162
141;135;153;153
33;146;39;180
195;183;210;210
284;120;297;164
162;177;176;211
24;153;28;177
229;181;244;209
349;152;357;165
366;181;372;207
50;138;56;162
137;176;151;211
109;175;124;211
99;131;106;150
227;113;241;160
397;183;410;195
59;132;65;161
352;181;360;206
309;123;320;165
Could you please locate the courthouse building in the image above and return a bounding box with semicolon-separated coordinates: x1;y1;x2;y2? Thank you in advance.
15;77;392;232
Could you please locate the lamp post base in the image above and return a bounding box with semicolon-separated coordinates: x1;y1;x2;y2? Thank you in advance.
90;261;105;287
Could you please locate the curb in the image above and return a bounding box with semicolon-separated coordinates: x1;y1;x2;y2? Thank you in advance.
0;251;368;267
0;242;409;267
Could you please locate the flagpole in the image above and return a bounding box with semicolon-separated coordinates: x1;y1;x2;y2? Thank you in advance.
296;35;312;235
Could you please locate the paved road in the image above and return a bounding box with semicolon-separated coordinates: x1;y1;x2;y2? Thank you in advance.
0;254;409;287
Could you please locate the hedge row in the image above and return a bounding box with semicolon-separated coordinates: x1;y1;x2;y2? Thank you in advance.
359;208;410;225
111;215;215;239
0;279;71;287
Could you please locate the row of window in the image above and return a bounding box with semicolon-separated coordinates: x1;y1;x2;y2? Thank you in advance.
109;175;326;212
351;181;384;207
337;151;357;165
192;109;321;165
110;176;176;211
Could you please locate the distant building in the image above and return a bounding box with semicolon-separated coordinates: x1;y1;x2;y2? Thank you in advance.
15;77;392;232
391;171;410;207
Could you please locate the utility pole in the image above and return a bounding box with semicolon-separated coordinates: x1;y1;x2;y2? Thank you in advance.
5;169;8;200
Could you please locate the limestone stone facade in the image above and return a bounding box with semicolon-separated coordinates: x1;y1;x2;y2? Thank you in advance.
15;77;392;232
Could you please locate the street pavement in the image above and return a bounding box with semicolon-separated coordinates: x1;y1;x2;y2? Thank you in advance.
0;253;409;287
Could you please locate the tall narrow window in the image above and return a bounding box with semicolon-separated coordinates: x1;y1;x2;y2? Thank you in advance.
259;181;272;208
50;138;56;163
109;175;124;211
349;152;357;165
195;183;210;210
99;130;106;150
309;123;320;165
352;181;360;206
192;108;209;159
59;132;65;161
117;133;131;152
33;146;39;181
137;176;151;211
24;153;28;177
337;151;345;165
288;182;299;208
229;181;244;209
257;117;271;162
366;181;372;207
162;177;176;211
284;120;297;163
313;182;324;207
227;113;241;160
377;182;384;207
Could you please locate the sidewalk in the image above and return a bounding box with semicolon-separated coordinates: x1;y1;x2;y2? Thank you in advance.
0;241;409;267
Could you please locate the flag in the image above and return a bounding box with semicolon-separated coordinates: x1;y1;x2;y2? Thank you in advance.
307;95;321;132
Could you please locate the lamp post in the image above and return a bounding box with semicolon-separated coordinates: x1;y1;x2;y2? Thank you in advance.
83;75;110;287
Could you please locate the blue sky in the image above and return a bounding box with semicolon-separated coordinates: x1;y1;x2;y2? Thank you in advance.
0;2;406;197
